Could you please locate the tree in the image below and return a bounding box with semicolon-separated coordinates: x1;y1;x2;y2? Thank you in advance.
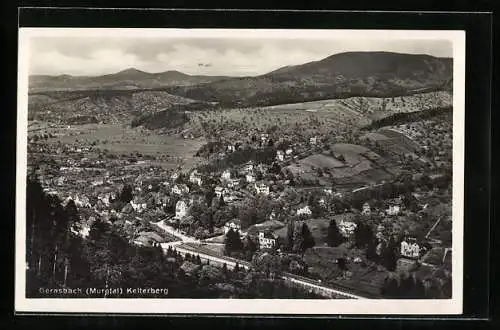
381;275;399;298
327;219;344;247
300;223;315;253
337;257;347;271
224;229;244;256
354;221;374;249
365;238;379;261
119;184;133;203
380;242;398;271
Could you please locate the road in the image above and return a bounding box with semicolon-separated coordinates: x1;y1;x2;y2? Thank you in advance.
164;241;366;299
154;219;200;243
152;218;370;300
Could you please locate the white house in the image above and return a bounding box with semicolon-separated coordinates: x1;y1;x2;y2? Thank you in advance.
246;173;256;183
243;161;254;173
214;186;228;198
260;133;270;145
172;184;189;195
175;199;191;219
338;220;357;238
309;136;318;145
323;188;333;195
258;231;277;249
91;179;104;187
189;171;203;186
227;145;236;152
171;172;180;181
386;205;401;216
276;150;285;161
254;182;270;195
296;205;312;216
221;169;231;181
70;224;90;238
362;202;371;216
285;148;293;156
224;219;242;234
227;178;240;188
131;197;147;213
400;238;420;259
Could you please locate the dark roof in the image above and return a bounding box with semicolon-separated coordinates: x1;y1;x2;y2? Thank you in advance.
421;247;445;266
260;231;276;239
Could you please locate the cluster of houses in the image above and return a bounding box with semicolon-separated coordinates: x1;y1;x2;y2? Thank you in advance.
222;219;278;251
361;199;403;218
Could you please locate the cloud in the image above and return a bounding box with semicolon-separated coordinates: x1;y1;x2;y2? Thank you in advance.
28;36;452;76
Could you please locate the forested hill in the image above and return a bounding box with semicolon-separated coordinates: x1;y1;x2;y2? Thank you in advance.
165;51;453;107
25;175;321;299
29;68;230;92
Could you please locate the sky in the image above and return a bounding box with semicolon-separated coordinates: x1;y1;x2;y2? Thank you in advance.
29;36;453;77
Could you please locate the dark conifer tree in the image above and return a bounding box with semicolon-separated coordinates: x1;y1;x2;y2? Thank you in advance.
327;219;344;247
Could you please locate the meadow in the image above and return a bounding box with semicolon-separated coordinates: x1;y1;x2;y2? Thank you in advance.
40;123;207;169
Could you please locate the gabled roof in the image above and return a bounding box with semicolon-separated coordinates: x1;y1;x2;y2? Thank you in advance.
226;218;241;226
259;230;277;240
180;261;201;275
138;231;164;242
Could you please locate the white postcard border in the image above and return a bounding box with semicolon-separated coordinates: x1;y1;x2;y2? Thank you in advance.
15;28;465;315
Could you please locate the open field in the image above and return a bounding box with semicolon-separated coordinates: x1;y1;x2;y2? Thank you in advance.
287;143;393;187
35;122;207;169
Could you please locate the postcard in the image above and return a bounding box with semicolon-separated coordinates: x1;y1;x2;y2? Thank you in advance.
16;27;465;314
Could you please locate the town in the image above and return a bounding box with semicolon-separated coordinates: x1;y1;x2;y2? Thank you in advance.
27;101;453;299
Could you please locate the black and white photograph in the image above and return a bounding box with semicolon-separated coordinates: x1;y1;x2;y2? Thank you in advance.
15;28;465;314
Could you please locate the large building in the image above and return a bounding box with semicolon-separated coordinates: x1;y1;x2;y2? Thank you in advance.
258;231;277;249
400;237;420;259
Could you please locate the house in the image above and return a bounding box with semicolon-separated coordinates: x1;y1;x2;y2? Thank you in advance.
214;186;228;198
362;202;371;215
180;261;201;277
172;184;189;195
221;169;231;181
338;220;357;238
386;204;401;216
175;199;191;219
285;148;293;156
70;224;90;238
227;144;236;152
296;204;312;216
260;133;270;145
227;178;240;188
224;219;242;234
243;161;254;173
189;171;203;186
318;198;327;207
323;188;333;195
246;173;256;183
91;179;104;187
131;197;147;213
276;150;285;161
133;232;163;247
309;136;318;145
254;182;270;195
258;231;277;249
400;237;420;259
171;171;180;181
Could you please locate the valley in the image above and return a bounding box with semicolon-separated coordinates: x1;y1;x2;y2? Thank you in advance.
26;50;454;300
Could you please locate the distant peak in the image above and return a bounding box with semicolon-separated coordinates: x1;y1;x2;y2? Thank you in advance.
115;68;150;75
